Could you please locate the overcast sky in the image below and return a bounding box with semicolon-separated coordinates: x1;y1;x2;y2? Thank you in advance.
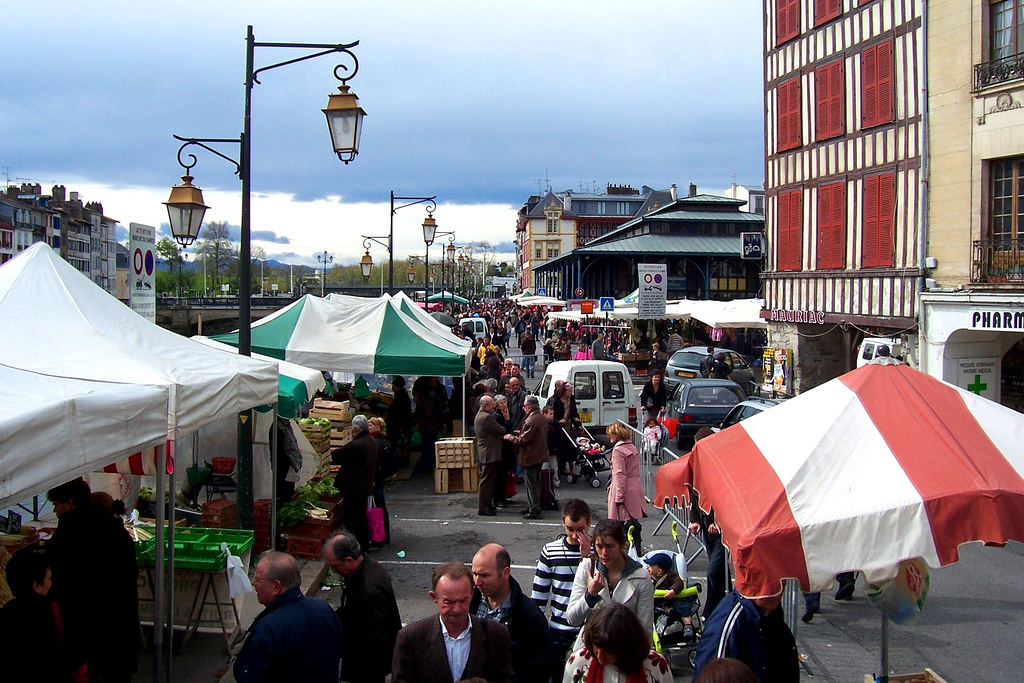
1;0;764;267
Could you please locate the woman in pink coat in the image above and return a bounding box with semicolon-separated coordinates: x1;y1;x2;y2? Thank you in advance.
606;422;647;555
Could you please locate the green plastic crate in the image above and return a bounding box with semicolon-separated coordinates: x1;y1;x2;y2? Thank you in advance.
135;540;228;572
172;527;254;556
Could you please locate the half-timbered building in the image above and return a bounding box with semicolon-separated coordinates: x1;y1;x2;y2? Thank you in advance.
762;0;924;390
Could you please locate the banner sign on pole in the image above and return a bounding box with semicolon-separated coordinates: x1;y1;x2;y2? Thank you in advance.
129;223;156;323
637;263;667;319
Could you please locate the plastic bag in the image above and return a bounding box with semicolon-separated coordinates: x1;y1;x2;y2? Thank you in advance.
224;544;254;598
866;558;930;625
367;497;386;544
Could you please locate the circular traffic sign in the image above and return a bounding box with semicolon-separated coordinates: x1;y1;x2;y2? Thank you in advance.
133;248;144;275
144;249;155;276
575;287;585;297
643;273;653;283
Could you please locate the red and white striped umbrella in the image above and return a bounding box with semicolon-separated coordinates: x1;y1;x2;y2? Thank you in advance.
655;362;1024;598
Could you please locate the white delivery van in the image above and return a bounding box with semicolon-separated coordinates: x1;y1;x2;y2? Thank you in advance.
460;317;488;339
536;360;639;431
856;336;904;368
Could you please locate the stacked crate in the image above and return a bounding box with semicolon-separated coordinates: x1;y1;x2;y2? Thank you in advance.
201;499;237;528
298;420;333;477
308;399;354;475
254;499;274;553
283;501;342;560
433;438;479;494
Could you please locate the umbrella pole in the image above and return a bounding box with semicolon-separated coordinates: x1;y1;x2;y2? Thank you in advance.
879;613;890;683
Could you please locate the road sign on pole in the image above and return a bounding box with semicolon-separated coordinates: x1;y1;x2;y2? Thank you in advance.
575;287;585;298
637;263;667;319
600;297;615;312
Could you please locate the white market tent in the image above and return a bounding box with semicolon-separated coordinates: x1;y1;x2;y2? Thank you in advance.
0;244;279;438
686;298;767;329
0;365;169;508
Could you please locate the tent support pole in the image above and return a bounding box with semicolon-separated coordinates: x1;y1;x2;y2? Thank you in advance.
271;406;279;549
153;442;166;683
880;613;890;683
166;441;175;683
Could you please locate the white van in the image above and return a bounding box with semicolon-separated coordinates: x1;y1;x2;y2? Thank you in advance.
536;360;639;430
460;317;488;339
856;336;904;368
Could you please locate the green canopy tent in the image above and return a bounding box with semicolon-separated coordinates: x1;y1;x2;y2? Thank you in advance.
427;290;468;304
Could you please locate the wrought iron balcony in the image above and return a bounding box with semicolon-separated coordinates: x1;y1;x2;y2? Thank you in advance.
973;239;1024;283
975;54;1024;90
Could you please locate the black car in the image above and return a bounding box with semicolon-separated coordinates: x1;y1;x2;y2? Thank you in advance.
666;378;746;447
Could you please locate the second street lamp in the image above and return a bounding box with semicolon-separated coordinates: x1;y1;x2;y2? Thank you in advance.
318;251;334;296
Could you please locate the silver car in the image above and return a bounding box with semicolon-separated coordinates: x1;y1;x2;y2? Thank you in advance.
664;347;756;390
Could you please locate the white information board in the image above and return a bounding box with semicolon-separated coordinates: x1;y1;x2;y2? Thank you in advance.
956;357;999;401
129;223;156;323
637;263;667;319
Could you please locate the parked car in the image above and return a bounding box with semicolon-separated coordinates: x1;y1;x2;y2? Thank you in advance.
666;378;746;447
856;336;905;368
715;396;784;432
536;360;640;430
664;347;756;390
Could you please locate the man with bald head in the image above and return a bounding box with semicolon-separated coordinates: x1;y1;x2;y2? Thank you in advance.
470;543;550;683
234;551;343;682
474;394;506;516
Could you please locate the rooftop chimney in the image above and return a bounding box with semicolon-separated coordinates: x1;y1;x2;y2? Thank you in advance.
52;185;66;202
688;183;697;197
670;184;677;201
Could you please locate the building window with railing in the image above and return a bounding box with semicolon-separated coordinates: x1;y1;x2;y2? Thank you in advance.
975;156;1024;281
976;1;1024;88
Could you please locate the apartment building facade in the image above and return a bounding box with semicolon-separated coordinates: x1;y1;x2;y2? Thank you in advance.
762;0;925;390
920;0;1024;412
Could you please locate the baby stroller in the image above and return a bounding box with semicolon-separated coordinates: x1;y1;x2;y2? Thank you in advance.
645;522;705;670
560;423;611;488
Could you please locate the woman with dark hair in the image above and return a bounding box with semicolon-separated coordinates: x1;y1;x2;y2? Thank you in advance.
695;658;760;683
563;603;672;683
565;519;654;650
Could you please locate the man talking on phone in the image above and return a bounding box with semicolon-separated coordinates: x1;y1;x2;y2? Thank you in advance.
530;499;592;683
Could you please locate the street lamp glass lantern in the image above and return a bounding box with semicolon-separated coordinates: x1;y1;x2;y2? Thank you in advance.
164;174;209;248
359;250;373;280
406;264;416;284
323;84;366;164
422;212;437;246
447;242;456;261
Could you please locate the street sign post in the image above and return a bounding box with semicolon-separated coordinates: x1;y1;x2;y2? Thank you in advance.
742;232;764;260
637;263;667;319
575;286;585;298
600;297;615;312
129;223;156;323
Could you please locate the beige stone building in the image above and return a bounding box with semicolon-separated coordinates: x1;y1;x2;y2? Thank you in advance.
920;0;1024;412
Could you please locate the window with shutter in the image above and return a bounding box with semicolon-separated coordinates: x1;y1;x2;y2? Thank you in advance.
815;60;844;141
777;189;803;271
777;0;800;44
814;0;841;26
777;77;802;152
862;172;894;267
816;182;845;269
862;41;894;129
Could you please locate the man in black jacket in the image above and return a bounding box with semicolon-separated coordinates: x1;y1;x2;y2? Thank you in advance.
324;532;403;683
470;543;550;683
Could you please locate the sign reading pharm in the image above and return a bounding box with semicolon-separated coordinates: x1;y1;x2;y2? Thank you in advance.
637;263;667;319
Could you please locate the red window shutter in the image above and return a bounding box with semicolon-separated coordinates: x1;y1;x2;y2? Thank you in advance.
814;0;840;25
862;41;893;128
817;182;845;269
778;77;801;151
777;0;800;44
862;173;894;267
815;61;844;140
778;190;802;271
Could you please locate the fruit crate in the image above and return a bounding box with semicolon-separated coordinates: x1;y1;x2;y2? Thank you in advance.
435;438;475;469
286;535;324;560
434;466;479;494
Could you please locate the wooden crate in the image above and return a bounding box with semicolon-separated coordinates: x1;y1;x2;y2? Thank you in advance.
309;407;353;423
435;438;475;469
434;466;479;494
314;399;349;411
864;670;947;683
330;426;354;448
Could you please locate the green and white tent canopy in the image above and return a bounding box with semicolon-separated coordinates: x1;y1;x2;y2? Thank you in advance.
190;336;326;418
427;290;468;304
212;294;471;377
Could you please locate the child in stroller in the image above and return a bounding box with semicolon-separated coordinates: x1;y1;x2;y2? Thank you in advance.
642;415;669;465
642;548;704;669
560;424;611;488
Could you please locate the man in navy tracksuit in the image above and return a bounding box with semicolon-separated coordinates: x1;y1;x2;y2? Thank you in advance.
692;589;799;683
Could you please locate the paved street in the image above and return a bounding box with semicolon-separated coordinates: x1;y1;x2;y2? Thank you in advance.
137;338;1024;682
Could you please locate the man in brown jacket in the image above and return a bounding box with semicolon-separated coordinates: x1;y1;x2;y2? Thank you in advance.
391;561;515;683
474;396;506;516
504;395;548;520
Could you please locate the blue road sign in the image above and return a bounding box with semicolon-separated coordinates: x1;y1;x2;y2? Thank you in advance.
536;287;547;296
600;297;615;312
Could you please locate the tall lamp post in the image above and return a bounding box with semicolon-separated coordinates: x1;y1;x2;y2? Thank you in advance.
430;230;455;302
318;251;334;296
178;252;189;298
421;211;437;295
164;25;365;546
361;194;436;294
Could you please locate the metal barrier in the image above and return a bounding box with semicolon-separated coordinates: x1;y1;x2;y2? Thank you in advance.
618;420;704;560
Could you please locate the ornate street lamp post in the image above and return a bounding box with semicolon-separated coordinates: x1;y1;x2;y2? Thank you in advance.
318;251;334;296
